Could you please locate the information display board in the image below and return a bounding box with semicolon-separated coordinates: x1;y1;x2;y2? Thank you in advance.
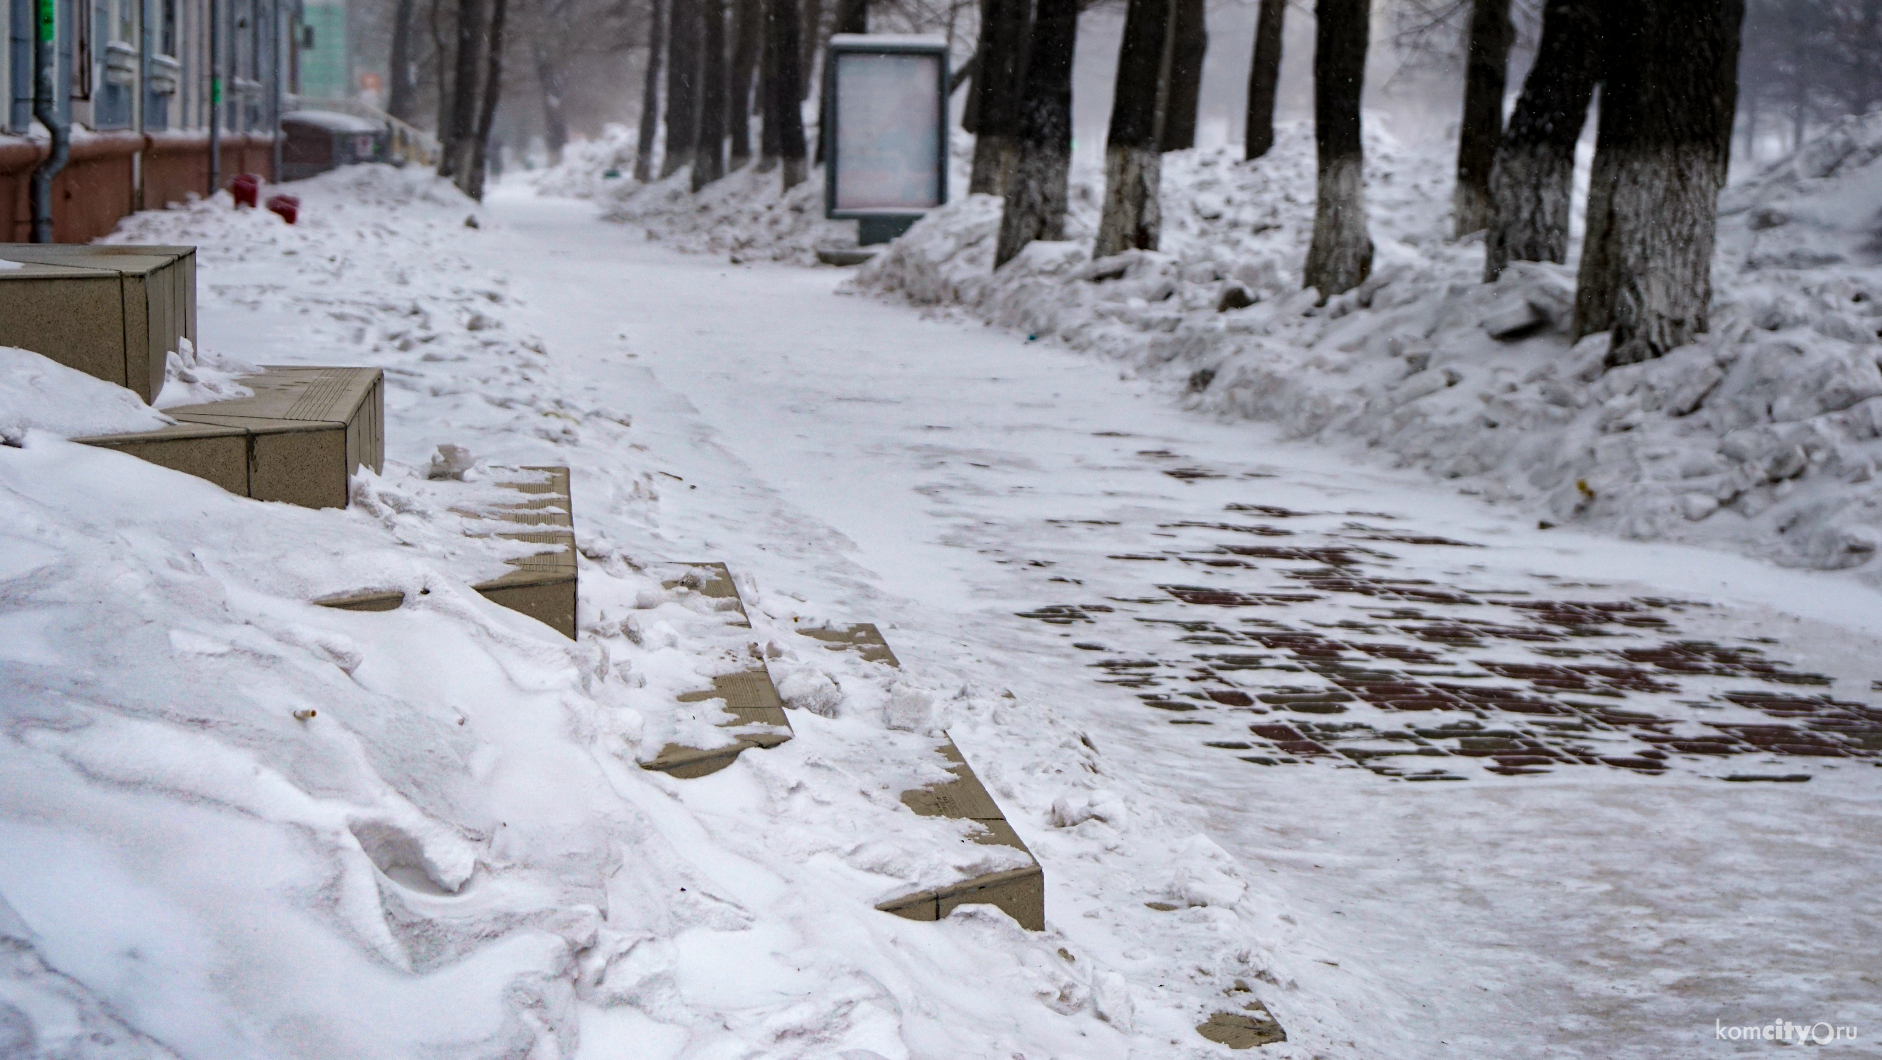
824;34;949;235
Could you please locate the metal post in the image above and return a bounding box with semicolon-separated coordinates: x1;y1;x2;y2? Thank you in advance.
207;0;218;195
29;0;69;241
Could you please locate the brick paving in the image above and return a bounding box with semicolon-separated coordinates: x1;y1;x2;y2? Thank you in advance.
1021;502;1882;782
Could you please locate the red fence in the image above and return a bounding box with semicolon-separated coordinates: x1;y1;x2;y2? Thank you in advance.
0;131;275;244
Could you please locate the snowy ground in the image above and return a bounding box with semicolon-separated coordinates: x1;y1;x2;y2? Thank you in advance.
1;165;1877;1058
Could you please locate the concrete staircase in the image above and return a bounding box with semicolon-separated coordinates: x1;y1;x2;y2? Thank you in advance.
0;243;195;404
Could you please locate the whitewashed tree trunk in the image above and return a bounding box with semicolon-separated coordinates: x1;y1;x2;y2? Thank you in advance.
1574;0;1744;366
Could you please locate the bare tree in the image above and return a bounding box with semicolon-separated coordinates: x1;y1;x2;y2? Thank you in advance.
665;0;703;176
800;0;824;100
766;0;811;187
1483;0;1598;280
465;0;510;199
636;0;667;179
1094;0;1171;256
439;0;490;180
1452;0;1512;236
995;0;1079;266
1303;0;1373;296
1159;0;1206;151
389;0;422;122
1574;0;1744;366
730;0;762;166
696;0;730;187
1243;0;1285;160
966;0;1029;194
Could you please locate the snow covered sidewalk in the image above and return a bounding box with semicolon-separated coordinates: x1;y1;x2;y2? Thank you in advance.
2;166;1877;1059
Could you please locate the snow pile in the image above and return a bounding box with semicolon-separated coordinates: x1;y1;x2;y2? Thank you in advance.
527;123;643;200
851;121;1882;579
534;126;977;265
598;162;855;265
3;163;1341;1058
0;346;174;442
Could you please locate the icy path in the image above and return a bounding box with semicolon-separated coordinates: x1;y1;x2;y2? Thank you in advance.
188;182;1877;1057
465;191;1882;1057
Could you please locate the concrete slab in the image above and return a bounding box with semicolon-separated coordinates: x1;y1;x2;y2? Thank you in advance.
0;244;196;403
75;365;384;510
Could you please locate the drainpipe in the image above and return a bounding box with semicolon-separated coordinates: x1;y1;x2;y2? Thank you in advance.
207;0;219;195
29;0;70;242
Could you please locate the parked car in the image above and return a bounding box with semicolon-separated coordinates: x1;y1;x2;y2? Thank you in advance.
279;110;389;181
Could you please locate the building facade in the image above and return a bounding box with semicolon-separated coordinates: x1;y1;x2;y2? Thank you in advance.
0;0;301;241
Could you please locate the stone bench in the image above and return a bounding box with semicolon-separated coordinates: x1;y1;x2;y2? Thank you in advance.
78;365;384;510
0;243;195;404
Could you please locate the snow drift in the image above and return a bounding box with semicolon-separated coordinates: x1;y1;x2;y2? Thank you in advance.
847;119;1882;580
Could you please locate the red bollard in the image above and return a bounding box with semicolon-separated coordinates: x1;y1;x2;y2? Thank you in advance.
230;173;261;208
264;194;300;225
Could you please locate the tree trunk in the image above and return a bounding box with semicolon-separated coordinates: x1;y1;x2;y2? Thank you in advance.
968;0;1030;194
730;0;761;166
758;8;779;170
1243;0;1284;160
1303;0;1372;297
536;44;570;165
1094;0;1171;257
1159;0;1206;152
1483;0;1599;280
431;0;455;140
439;0;488;179
799;0;823;101
464;0;508;200
812;0;865;164
766;0;810;188
635;0;666;179
1574;0;1744;366
664;0;703;178
388;0;420;123
1452;0;1512;236
995;0;1078;267
695;0;729;188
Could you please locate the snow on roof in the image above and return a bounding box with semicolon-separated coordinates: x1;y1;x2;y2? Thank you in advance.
281;109;384;134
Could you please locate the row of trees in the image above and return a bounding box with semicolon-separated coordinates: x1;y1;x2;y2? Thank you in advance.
975;0;1747;368
394;0;1773;369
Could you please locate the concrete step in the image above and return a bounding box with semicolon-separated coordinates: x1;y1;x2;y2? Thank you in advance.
0;243;196;404
316;467;578;640
77;365;384;510
639;563;794;779
804;623;1046;931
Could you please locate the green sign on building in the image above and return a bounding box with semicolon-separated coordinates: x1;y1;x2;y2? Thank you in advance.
299;0;350;100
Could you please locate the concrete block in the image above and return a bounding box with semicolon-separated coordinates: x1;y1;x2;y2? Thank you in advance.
75;365;384;510
0;243;196;403
644;669;795;779
800;622;901;667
